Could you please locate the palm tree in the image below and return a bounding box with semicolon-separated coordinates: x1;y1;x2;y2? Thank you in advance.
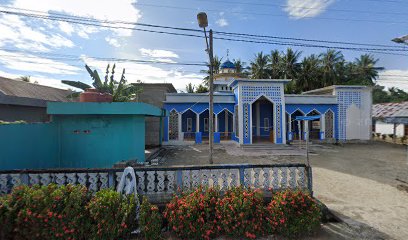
280;48;301;80
320;49;344;86
352;54;384;86
233;58;249;77
195;84;208;93
269;50;282;79
201;56;223;86
185;83;195;93
19;76;31;82
297;55;322;92
62;64;143;102
250;52;270;79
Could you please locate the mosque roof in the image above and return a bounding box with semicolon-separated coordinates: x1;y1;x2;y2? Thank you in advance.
220;60;235;69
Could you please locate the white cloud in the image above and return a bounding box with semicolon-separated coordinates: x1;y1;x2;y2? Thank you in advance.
284;0;335;19
58;22;74;35
81;56;204;91
377;70;408;91
0;50;80;75
105;37;121;47
10;0;141;37
0;14;74;52
216;18;229;27
139;48;179;58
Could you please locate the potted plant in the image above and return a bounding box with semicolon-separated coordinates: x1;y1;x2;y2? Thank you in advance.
62;64;143;102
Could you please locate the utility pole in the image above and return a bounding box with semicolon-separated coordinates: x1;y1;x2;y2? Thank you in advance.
197;12;214;164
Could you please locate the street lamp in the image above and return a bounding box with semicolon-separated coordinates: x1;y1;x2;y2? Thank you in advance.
392;34;408;45
197;12;214;164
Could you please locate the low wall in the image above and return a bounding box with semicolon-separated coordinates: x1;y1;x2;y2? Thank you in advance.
0;123;58;170
0;163;313;204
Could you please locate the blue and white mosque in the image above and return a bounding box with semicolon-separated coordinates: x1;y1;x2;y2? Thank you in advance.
163;59;372;145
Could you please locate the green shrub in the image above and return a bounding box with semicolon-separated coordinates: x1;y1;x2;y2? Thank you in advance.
388;134;395;139
401;135;407;143
164;187;220;240
375;133;381;137
265;189;321;238
139;196;162;240
0;184;92;240
382;134;387;140
216;187;265;239
87;189;137;239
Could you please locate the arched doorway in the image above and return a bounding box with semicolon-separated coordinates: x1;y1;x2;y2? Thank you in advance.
168;109;179;140
307;110;321;140
251;96;274;143
217;109;233;140
182;109;196;140
291;110;304;140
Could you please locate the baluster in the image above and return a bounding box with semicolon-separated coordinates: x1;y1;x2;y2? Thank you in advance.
146;171;156;193
10;174;22;190
230;169;238;187
66;173;77;185
280;168;288;189
0;174;8;194
243;169;251;188
201;170;210;187
191;170;200;189
297;167;306;189
136;171;145;193
182;170;191;190
99;173;109;189
29;174;40;185
210;170;219;188
220;170;228;191
88;173;99;191
289;167;296;189
253;168;261;188
77;173;88;187
55;174;66;186
262;168;270;190
272;168;279;190
166;171;175;193
115;172;123;188
39;173;52;186
156;171;165;193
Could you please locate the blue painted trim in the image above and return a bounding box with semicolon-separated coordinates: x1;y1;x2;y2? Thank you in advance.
214;132;220;143
195;132;202;144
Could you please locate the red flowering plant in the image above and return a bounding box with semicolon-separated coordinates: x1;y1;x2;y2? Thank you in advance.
163;187;220;240
87;189;137;239
0;184;92;240
215;187;266;239
265;189;321;238
139;196;163;240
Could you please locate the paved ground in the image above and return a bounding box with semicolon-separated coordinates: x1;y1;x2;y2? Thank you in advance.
161;141;408;240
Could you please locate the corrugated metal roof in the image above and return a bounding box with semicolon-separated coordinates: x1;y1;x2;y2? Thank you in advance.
0;76;73;102
372;101;408;118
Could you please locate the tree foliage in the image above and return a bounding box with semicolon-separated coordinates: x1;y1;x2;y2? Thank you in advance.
62;64;143;102
185;83;195;93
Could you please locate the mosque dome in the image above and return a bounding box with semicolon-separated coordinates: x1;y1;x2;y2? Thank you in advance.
220;60;235;69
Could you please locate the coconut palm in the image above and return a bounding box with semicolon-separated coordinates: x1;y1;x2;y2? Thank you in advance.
352;54;384;86
185;83;195;93
201;56;223;86
280;48;301;80
269;50;282;79
19;76;31;82
320;49;344;86
297;55;322;92
250;52;270;79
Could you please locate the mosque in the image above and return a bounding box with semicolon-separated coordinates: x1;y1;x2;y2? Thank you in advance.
163;58;372;145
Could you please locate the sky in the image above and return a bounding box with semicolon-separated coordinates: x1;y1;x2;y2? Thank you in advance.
0;0;407;92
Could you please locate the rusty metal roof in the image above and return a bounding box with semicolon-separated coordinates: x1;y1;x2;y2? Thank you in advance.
372;101;408;118
0;76;73;102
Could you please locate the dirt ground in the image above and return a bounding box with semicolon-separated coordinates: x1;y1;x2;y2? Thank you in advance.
161;141;408;240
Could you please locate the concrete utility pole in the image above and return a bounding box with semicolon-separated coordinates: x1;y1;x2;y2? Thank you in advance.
197;12;214;164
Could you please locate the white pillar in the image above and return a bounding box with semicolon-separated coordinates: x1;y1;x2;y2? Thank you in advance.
298;120;302;140
215;114;218;132
256;102;260;136
288;114;292;132
178;112;183;141
196;113;200;132
321;113;326;140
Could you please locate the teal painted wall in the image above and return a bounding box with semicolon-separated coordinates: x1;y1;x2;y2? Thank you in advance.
55;115;145;168
0;123;59;170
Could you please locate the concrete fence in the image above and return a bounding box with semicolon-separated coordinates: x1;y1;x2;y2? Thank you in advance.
0;164;312;204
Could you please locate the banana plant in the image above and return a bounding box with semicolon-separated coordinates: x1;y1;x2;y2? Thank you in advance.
62;64;143;102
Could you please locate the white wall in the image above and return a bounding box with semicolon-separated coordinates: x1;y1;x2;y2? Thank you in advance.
375;121;404;137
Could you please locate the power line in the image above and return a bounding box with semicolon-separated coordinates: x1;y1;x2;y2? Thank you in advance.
1;7;406;51
134;3;408;25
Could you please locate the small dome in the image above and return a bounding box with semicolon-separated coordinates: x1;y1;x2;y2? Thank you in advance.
220;60;235;69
